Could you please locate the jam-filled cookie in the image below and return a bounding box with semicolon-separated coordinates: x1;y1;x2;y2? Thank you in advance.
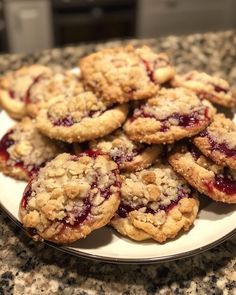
0;65;50;119
19;152;121;244
168;143;236;203
171;71;236;108
193;113;236;169
79;45;175;104
124;88;213;144
0;117;61;181
111;164;199;242
89;129;161;172
36;91;129;143
26;71;84;118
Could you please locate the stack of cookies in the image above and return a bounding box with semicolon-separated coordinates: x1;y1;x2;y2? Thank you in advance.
0;45;235;245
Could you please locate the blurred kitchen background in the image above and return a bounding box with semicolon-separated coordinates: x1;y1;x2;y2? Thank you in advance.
0;0;236;53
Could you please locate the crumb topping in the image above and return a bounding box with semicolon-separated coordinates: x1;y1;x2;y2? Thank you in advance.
120;165;191;214
5;118;60;170
80;45;175;103
47;91;113;125
0;65;50;102
21;153;120;232
28;71;83;104
132;88;208;126
206;114;236;149
172;71;236;106
90;129;145;164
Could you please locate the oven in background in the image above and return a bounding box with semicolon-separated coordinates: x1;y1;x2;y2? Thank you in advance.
52;0;137;46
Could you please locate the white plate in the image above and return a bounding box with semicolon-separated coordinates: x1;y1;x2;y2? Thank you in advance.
0;111;235;264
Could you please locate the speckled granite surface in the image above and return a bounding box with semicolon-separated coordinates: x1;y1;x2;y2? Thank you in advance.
0;30;236;295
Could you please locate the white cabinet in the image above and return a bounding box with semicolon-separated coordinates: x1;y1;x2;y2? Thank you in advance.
137;0;236;38
4;0;53;53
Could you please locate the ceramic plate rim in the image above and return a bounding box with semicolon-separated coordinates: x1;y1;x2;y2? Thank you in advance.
1;204;235;264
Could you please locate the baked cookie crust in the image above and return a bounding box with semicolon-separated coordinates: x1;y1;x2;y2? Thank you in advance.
36;91;129;143
124;88;214;144
0;65;50;119
171;71;236;108
19;152;121;244
89;129;161;172
80;45;175;104
193;113;236;169
169;144;236;204
0;117;61;181
111;165;199;242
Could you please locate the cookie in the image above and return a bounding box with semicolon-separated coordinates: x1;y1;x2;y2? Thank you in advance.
0;117;61;181
89;129;161;172
79;45;175;104
36;91;129;143
168;143;236;203
171;71;236;108
19;152;121;244
0;65;50;119
26;71;84;118
124;88;214;144
111;165;199;242
193;113;236;169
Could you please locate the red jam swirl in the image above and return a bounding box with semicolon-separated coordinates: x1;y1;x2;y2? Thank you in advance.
214;173;236;195
24;75;43;104
204;171;236;195
52;116;75;127
0;131;14;160
199;130;236;158
117;189;190;218
131;106;209;131
49;109;107;127
112;145;145;164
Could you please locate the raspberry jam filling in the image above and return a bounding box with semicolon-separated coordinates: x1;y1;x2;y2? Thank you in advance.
0;131;14;161
204;170;236;195
21;182;33;209
52;116;75;127
8;90;15;99
212;84;228;94
73;149;105;160
49;108;110;127
112;145;145;164
214;173;236;195
131;106;209;131
0;131;42;177
199;130;236;158
8;75;42;103
117;189;190;218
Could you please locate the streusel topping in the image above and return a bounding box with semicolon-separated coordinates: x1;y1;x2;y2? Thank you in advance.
172;71;236;107
80;45;175;103
90;129;145;164
28;71;83;104
132;88;208;124
206;114;236;149
3;118;59;170
21;153;120;231
47;91;112;126
0;65;50;102
121;165;191;212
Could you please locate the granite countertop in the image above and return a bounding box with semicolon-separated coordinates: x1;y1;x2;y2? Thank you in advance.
0;31;236;295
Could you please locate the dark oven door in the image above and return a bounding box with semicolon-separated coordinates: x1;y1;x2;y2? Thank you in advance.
52;0;137;46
